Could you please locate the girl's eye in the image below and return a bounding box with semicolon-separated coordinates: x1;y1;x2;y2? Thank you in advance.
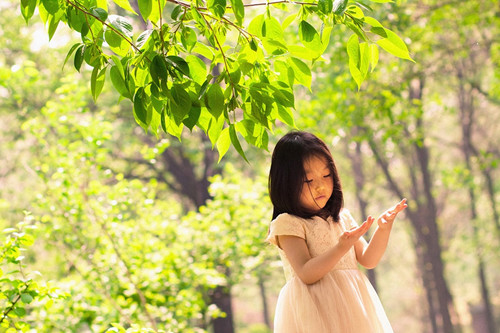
305;179;313;184
323;174;331;178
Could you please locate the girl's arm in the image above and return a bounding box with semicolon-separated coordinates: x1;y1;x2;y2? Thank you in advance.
355;199;407;269
278;216;374;285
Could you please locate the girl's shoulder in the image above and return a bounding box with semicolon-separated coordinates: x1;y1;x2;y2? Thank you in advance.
272;213;307;225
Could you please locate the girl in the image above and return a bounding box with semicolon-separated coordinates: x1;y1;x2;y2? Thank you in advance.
267;131;407;333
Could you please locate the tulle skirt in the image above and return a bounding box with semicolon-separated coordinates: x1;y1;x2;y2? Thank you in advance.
273;269;393;333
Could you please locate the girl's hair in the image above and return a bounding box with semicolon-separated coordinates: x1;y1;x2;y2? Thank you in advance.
269;131;343;222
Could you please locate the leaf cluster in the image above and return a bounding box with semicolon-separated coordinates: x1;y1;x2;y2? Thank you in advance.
19;0;412;159
0;214;65;331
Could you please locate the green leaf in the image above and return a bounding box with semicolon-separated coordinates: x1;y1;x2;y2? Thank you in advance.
364;16;387;37
262;16;284;41
272;87;294;108
333;0;349;15
111;0;138;14
166;56;191;78
181;27;197;52
359;42;370;79
150;55;168;88
207;114;224;147
149;0;166;24
21;293;34;304
207;0;226;19
186;55;207;85
376;28;414;61
206;84;225;119
369;43;379;72
347;34;363;89
105;15;133;56
21;0;37;23
298;21;321;54
320;25;333;54
170;84;192;124
183;106;201;130
287;57;311;88
91;7;108;21
110;65;132;99
134;87;148;125
62;43;82;70
138;0;152;22
13;306;26;317
369;0;392;2
274;60;294;87
248;14;264;38
318;0;333;14
171;5;183;20
236;120;268;149
42;0;59;14
137;29;153;50
91;66;107;101
229;124;248;162
67;7;86;33
288;45;317;61
277;104;296;127
74;45;85;72
150;103;161;135
216;127;231;162
161;110;184;140
229;0;244;25
346;5;364;19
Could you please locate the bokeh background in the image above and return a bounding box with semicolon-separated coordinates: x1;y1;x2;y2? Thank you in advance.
1;0;499;332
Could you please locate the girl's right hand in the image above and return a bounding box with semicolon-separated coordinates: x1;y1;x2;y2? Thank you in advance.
338;216;374;249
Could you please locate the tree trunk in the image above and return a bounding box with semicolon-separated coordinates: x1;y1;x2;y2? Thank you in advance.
457;75;497;333
258;275;271;329
366;76;459;333
211;285;235;333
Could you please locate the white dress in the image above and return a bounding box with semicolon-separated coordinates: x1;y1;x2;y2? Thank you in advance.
266;209;393;333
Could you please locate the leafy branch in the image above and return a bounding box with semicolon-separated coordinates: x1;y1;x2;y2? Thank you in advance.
65;0;142;54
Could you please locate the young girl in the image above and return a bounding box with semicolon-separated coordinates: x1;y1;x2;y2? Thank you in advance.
266;131;407;333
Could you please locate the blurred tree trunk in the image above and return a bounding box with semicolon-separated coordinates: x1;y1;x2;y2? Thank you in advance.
157;140;235;333
111;133;235;332
258;275;271;329
211;286;235;333
457;69;497;333
367;77;459;333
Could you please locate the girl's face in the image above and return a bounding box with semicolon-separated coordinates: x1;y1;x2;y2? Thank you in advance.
299;155;334;212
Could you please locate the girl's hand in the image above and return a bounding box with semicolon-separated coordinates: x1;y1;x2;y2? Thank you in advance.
377;198;408;230
339;216;375;249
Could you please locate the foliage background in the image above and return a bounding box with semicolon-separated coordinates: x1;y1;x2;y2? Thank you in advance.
1;0;499;332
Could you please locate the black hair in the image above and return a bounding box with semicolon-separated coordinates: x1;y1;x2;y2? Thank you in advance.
268;131;343;221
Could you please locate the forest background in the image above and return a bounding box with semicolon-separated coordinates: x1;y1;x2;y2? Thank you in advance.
0;0;499;332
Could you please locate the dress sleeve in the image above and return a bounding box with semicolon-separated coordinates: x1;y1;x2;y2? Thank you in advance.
266;214;306;249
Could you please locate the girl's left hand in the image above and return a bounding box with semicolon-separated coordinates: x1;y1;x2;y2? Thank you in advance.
377;198;408;230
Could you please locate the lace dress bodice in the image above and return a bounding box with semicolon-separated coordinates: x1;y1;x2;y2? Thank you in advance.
268;210;358;281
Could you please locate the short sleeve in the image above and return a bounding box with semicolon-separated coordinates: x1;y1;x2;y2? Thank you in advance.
266;213;306;249
340;208;359;230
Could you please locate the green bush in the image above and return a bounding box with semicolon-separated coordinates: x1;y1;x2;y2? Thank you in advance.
0;213;65;331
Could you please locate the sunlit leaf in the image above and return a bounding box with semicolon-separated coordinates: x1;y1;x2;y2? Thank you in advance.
111;0;137;14
229;0;244;25
229;124;248;162
216;127;230;162
91;66;107;101
287;57;311;88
